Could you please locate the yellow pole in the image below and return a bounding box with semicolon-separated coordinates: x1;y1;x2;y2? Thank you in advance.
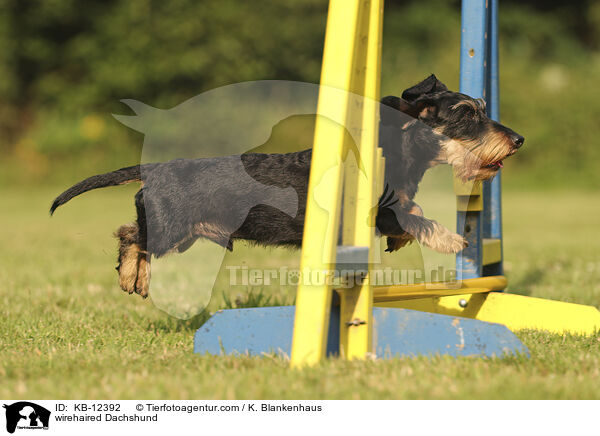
339;0;384;360
291;0;365;367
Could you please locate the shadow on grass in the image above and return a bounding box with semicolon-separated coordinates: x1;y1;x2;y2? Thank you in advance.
149;311;213;333
148;288;296;333
221;288;295;310
509;266;546;295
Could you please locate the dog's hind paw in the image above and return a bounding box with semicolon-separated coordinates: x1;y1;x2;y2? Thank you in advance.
117;245;140;295
134;255;151;298
116;243;151;298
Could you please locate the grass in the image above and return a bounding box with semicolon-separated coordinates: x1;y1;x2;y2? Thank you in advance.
1;181;600;399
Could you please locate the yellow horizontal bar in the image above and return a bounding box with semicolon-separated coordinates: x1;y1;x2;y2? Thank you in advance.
376;292;600;335
373;286;491;302
372;275;507;302
459;275;507;290
482;238;502;265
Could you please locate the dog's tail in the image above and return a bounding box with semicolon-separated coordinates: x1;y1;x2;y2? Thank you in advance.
50;164;155;215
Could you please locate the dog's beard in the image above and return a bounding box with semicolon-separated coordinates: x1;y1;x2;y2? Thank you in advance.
441;130;514;181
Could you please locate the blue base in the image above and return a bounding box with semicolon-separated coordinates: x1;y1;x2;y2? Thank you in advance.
194;306;528;359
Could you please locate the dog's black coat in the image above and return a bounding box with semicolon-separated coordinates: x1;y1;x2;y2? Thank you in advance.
49;126;428;257
51;75;524;297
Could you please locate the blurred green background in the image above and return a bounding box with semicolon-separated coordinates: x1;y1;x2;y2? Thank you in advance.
1;0;599;189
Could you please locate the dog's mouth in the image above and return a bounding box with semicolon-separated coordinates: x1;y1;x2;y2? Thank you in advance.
485;160;503;169
484;148;519;170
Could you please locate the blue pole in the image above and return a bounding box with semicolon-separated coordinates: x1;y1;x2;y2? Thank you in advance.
482;0;504;276
457;0;488;280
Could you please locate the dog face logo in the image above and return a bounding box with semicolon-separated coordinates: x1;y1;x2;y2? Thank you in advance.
2;402;50;434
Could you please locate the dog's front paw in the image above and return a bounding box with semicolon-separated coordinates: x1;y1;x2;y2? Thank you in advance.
429;232;467;254
419;222;468;254
445;233;468;254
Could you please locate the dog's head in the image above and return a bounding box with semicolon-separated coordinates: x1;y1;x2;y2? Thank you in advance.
382;74;524;181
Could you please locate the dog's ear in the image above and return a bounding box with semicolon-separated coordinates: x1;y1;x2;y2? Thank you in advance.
413;98;438;121
380;95;420;123
401;74;448;102
381;95;437;122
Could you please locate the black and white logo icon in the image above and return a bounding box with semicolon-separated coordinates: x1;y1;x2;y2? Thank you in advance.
3;402;50;434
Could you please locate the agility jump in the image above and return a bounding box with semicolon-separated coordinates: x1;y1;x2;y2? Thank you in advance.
193;0;600;364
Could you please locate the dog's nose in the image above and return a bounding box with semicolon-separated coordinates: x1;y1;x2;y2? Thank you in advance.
512;134;524;149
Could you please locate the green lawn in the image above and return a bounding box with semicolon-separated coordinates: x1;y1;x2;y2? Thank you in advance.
1;182;599;399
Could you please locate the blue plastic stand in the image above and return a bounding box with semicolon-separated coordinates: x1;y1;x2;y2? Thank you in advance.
194;306;528;359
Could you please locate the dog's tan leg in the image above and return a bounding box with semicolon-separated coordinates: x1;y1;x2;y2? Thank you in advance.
135;253;151;298
380;202;467;254
385;235;414;252
115;223;141;295
384;202;423;252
